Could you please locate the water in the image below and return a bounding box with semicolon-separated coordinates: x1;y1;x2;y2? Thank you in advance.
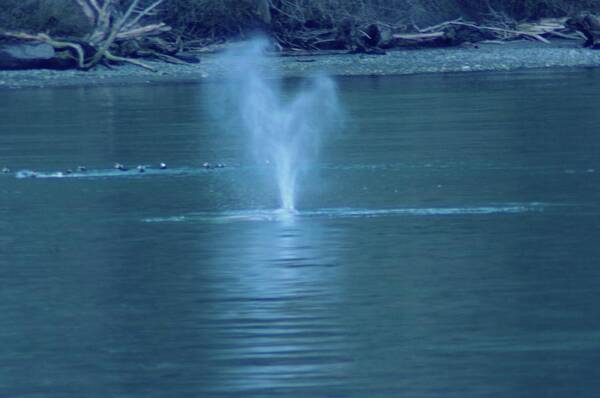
2;69;600;397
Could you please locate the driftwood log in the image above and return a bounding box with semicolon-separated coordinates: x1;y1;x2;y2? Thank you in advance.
269;15;579;54
0;0;197;71
1;2;597;71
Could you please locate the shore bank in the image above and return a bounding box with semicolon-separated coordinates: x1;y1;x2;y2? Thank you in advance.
1;39;600;89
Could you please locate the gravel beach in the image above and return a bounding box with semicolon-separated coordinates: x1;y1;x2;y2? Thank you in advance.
1;39;600;89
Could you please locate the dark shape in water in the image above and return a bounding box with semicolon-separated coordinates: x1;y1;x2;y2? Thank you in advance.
114;163;128;171
77;166;87;172
159;162;167;170
2;167;10;174
202;162;212;169
137;165;146;173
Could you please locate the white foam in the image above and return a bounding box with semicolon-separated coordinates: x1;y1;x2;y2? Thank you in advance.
142;204;544;224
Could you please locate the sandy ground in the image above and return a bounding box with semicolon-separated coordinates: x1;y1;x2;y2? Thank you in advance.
1;39;600;89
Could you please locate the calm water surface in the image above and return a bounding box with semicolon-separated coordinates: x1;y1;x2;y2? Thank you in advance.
1;70;600;397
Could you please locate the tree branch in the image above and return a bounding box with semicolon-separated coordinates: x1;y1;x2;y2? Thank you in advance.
124;0;165;30
84;0;141;68
0;31;85;68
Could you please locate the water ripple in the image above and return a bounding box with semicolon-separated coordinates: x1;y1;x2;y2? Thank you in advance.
143;203;544;223
14;167;228;179
9;164;597;180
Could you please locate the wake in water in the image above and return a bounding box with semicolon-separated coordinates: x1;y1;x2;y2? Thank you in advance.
143;204;545;223
12;165;229;179
217;38;342;212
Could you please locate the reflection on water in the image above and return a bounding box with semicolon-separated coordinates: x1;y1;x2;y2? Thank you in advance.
205;218;349;393
2;70;600;397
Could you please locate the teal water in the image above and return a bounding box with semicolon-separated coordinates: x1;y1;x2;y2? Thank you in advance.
1;70;600;397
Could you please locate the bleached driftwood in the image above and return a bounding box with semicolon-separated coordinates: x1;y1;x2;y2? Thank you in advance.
1;0;186;71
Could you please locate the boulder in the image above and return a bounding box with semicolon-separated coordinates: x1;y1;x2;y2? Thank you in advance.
0;40;56;70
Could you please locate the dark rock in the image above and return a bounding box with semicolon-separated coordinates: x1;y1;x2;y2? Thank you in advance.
363;24;383;48
567;14;600;49
0;40;55;70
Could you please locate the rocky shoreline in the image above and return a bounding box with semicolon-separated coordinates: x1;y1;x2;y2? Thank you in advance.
1;39;600;89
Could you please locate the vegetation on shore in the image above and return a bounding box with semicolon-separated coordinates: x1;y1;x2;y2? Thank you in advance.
2;1;600;37
1;0;600;70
